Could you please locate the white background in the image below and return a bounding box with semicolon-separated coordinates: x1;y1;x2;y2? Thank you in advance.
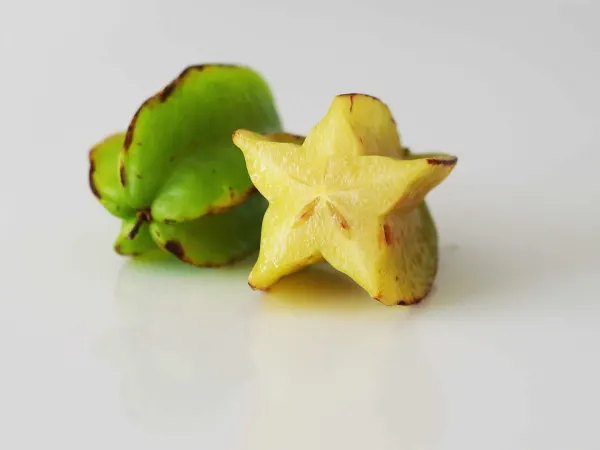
1;1;599;449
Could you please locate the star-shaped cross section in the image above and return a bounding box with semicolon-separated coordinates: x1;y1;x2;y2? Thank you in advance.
233;94;457;305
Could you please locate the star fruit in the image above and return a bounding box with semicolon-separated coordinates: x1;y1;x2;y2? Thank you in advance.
89;64;298;266
233;94;458;305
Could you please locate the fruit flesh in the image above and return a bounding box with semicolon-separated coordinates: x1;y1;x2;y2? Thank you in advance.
89;64;288;266
233;94;457;305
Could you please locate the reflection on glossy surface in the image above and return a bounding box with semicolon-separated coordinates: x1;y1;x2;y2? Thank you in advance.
100;257;444;448
262;263;380;313
244;265;444;449
100;254;259;434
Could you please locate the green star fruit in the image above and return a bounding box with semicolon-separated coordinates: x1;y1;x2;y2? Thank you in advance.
89;64;298;266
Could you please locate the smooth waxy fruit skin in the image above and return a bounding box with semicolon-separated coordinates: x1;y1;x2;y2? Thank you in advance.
233;94;458;305
89;64;287;266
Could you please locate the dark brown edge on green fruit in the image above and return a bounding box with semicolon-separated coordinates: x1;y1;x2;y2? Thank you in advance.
114;244;142;257
164;240;187;261
88;159;101;199
89;133;127;199
160;238;254;268
123;103;144;151
119;162;127;186
160;186;259;224
203;185;257;215
88;140;108;200
119;64;249;192
123;63;244;154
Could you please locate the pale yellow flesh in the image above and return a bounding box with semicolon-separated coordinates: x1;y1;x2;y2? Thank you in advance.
233;94;457;305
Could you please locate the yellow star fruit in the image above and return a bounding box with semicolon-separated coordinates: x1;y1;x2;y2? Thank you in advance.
233;94;457;305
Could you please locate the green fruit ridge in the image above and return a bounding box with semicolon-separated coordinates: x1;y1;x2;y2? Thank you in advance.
89;64;286;266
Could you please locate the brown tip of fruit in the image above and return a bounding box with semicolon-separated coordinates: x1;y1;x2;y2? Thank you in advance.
164;64;235;99
123;127;133;151
397;284;434;306
164;240;186;261
169;155;176;162
339;93;381;112
123;64;242;153
159;81;176;102
116;245;139;256
186;64;206;73
89;160;101;199
176;64;238;84
123;105;142;151
347;94;355;111
397;295;426;306
119;162;127;186
203;184;257;215
248;280;271;292
426;157;458;166
179;64;207;79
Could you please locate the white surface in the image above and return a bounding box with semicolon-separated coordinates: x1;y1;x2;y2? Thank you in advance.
1;1;600;449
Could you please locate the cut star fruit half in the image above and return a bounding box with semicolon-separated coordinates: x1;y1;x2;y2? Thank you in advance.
233;94;457;305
